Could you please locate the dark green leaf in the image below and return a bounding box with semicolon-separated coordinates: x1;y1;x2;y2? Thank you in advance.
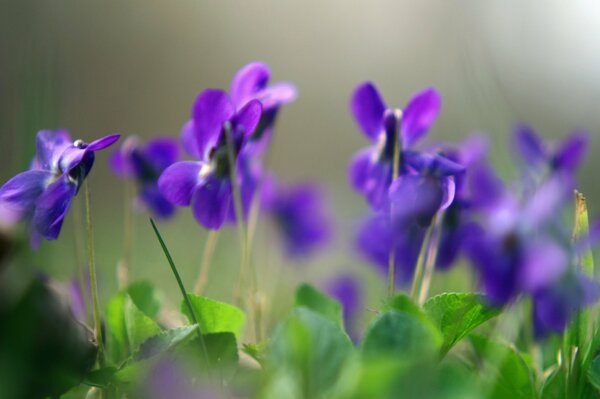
295;283;343;327
588;356;600;390
181;294;245;340
268;307;353;397
83;367;118;388
424;292;500;355
361;310;442;360
134;324;199;361
469;334;535;399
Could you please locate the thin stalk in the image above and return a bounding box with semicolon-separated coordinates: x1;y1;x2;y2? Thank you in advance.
149;219;210;364
387;109;402;298
418;212;443;305
224;123;260;341
71;199;88;320
84;181;104;367
117;179;134;289
193;230;220;295
410;218;437;302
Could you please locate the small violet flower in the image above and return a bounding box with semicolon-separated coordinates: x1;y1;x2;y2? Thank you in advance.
159;89;262;229
512;123;588;175
263;180;332;258
0;130;119;243
349;82;442;210
230;61;297;153
110;136;179;218
463;163;599;336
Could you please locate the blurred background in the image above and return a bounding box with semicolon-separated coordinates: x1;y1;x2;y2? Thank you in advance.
1;0;600;330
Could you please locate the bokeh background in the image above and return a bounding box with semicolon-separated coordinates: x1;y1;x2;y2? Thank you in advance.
2;1;600;330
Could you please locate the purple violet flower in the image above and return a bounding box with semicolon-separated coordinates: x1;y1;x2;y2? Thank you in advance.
434;136;489;269
512;123;589;174
230;62;297;152
159;89;262;229
355;211;425;284
0;130;119;243
264;181;332;258
349;83;442;210
110;136;179;218
463;161;599;336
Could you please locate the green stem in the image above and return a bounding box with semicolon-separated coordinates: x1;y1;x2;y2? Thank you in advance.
118;179;134;289
84;181;104;368
387;109;402;298
225;123;260;342
71;199;88;321
193;230;220;295
418;212;442;305
149;218;210;364
410;217;437;302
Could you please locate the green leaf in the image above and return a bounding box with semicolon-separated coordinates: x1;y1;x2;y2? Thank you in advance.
181;294;245;340
424;292;500;355
361;310;442;360
573;190;594;276
134;325;199;361
106;292;128;362
268;307;353;397
469;334;535;399
83;367;118;388
295;283;343;327
127;280;162;320
587;356;600;390
124;295;161;351
243;342;268;364
541;367;565;399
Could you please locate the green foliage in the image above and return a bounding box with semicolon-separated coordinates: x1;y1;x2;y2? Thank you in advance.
134;324;199;361
424;292;501;355
361;309;442;360
295;283;344;327
588;356;600;391
469;334;536;399
181;294;246;340
0;280;97;398
127;280;163;320
266;307;353;398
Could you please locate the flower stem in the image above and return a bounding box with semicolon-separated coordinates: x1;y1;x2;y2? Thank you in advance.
193;230;220;295
388;109;402;298
224;123;260;341
84;181;104;368
418;213;443;305
71;200;88;320
409;214;437;302
117;179;134;289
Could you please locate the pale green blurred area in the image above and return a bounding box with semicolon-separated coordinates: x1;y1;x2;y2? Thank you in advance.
1;1;600;332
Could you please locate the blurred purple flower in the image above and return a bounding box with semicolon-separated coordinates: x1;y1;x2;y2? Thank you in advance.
325;273;362;342
434;136;489;269
110;136;179;218
462;160;600;336
159;89;262;229
134;357;220;399
512;123;589;174
0;130;119;243
348;83;442;209
533;272;598;338
265;182;332;258
355;212;425;285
